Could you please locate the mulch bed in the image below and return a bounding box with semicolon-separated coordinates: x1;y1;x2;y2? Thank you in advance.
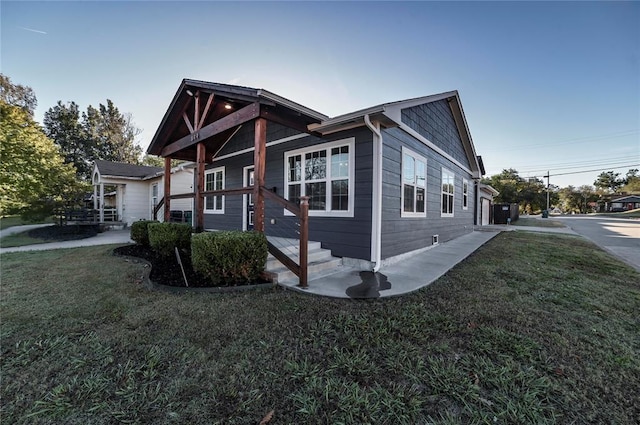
113;244;269;288
28;224;100;241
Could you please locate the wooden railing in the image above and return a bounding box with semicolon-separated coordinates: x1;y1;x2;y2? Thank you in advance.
162;186;309;288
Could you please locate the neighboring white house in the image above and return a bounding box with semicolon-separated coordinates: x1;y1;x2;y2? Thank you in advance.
91;160;195;225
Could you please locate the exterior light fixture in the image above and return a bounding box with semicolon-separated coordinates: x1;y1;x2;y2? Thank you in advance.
224;103;232;110
186;90;194;97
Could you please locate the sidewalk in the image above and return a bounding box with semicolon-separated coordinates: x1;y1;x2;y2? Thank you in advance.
0;228;132;254
280;231;500;299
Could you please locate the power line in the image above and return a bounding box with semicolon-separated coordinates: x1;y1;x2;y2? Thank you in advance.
482;129;639;153
530;163;640;178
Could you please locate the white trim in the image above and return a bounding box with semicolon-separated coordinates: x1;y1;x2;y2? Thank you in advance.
242;165;254;231
396;122;473;175
204;166;225;214
284;138;355;218
462;179;469;210
211;133;308;163
364;115;383;271
441;168;455;218
400;147;427;218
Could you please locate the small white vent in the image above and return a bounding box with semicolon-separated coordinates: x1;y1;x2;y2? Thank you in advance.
432;234;439;245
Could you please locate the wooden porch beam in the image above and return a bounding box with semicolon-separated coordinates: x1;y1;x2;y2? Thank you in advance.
194;91;200;130
253;118;267;233
197;93;215;130
194;143;206;232
161;102;261;157
163;157;171;222
182;112;194;133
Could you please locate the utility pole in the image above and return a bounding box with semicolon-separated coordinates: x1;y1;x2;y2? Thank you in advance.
544;171;550;211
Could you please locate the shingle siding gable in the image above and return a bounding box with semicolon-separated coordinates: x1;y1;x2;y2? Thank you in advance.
401;100;471;169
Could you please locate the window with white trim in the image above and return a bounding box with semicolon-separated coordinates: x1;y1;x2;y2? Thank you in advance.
204;167;224;213
401;148;427;217
462;179;469;210
151;183;158;208
441;169;455;217
285;139;354;216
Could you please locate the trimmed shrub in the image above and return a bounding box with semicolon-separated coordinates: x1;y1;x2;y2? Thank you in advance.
191;231;268;286
130;220;158;247
148;222;192;257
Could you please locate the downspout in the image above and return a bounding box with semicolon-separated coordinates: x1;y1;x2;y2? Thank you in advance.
364;114;383;272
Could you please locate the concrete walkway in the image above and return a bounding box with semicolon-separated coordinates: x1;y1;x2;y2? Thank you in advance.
0;228;132;254
280;231;500;299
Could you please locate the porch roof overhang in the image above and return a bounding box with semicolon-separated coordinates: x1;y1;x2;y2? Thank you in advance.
147;79;327;161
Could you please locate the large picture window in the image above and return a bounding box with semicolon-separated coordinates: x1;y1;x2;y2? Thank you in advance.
441;169;455;217
285;139;354;217
205;167;224;213
401;148;427;217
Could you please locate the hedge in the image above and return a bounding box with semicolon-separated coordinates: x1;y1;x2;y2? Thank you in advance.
148;222;193;257
130;220;158;247
191;231;268;286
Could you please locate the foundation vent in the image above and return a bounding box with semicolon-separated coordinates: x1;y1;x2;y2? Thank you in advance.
432;234;439;245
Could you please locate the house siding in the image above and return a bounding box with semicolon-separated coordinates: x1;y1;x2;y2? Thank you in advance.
401;100;471;169
380;127;475;259
204;126;373;260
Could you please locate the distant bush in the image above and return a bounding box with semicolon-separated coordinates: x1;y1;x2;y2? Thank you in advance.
191;231;267;286
148;222;192;257
130;220;158;247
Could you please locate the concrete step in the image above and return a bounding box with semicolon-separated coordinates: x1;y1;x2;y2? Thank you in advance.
264;238;346;284
265;245;332;270
268;257;345;284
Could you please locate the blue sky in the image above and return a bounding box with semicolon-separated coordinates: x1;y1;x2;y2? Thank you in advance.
2;1;639;188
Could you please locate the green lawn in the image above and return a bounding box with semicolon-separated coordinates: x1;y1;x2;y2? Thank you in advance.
512;217;565;228
0;232;49;247
597;208;640;219
1;233;639;424
0;215;53;231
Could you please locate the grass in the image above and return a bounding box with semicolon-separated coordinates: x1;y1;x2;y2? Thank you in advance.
596;208;640;219
1;233;639;424
0;215;53;231
512;217;565;228
0;232;49;247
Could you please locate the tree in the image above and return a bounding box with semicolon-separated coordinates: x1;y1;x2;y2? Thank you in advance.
83;100;142;165
44;101;95;180
594;171;623;193
481;169;555;213
0;101;85;219
142;155;184;168
0;73;37;116
621;169;640;193
43;98;144;180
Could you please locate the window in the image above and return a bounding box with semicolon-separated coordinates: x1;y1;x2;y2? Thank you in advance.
151;183;158;208
441;169;455;217
462;179;469;210
401;148;427;217
285;139;354;216
205;167;224;213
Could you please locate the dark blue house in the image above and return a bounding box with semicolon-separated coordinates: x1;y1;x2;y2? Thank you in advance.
148;80;484;275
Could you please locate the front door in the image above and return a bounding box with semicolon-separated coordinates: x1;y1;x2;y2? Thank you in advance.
243;166;255;231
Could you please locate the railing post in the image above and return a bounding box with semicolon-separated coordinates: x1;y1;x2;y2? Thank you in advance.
299;196;309;288
163;157;171;223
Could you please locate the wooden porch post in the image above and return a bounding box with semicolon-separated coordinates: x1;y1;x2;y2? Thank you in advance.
163;157;171;222
195;142;206;232
99;183;104;222
253;118;266;233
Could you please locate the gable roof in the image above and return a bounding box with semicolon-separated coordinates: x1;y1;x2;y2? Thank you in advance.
147;80;483;177
94;160;162;179
147;79;327;159
612;195;640;203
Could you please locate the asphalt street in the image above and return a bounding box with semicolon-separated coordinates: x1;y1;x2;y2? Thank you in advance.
556;215;640;273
